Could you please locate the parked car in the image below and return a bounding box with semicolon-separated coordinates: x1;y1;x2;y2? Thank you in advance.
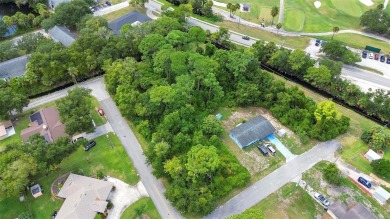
362;51;367;58
106;1;111;6
387;57;390;64
98;108;105;116
51;211;57;219
267;145;276;156
314;192;330;206
84;141;96;151
358;177;372;188
374;53;379;60
242;35;250;40
320;40;326;46
257;145;268;156
380;55;385;62
315;39;320;46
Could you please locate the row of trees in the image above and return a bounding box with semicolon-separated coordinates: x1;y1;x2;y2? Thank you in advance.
360;4;390;37
0;135;86;200
1;3;49;33
253;40;390;123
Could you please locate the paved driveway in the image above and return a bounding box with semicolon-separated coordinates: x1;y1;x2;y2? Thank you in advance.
205;140;341;219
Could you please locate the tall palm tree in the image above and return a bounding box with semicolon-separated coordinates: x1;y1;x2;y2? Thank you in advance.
332;26;339;40
227;3;233;17
270;6;279;26
276;23;282;35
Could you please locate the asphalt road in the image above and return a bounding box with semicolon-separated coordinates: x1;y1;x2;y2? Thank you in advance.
24;77;183;219
205;140;341;219
342;65;390;90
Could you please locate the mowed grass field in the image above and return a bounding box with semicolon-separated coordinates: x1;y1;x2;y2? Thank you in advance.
284;0;381;32
216;0;280;23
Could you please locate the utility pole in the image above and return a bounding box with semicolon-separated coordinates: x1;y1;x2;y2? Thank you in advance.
238;11;241;29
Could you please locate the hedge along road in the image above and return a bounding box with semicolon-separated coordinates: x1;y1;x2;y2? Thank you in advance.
23;77;184;219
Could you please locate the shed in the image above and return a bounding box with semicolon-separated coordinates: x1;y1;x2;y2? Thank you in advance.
242;3;250;12
30;184;43;198
364;46;381;53
327;201;376;219
0;120;14;140
373;187;390;204
364;149;382;162
229;115;275;148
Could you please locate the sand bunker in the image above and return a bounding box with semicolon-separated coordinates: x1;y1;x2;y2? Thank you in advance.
314;1;321;8
359;0;374;6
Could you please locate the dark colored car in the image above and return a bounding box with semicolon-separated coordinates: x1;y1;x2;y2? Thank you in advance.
380;55;385;62
106;1;111;6
84;141;96;151
51;211;57;219
315;42;320;46
242;35;250;40
374;53;379;60
358;177;372;188
387;57;390;64
257;145;268;156
362;51;367;58
315;39;321;44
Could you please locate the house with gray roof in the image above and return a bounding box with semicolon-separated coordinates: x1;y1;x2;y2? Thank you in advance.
230;115;275;148
48;0;71;9
0;54;30;79
48;26;78;47
108;11;152;35
327;201;376;219
56;173;114;219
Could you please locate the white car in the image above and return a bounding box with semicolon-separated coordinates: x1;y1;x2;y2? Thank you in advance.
314;192;330;206
368;53;374;59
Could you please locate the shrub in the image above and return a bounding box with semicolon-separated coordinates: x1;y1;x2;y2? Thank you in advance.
322;163;343;185
97;170;105;179
361;130;372;143
371;159;390;180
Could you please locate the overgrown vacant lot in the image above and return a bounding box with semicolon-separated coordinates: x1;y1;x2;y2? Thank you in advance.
0;132;138;219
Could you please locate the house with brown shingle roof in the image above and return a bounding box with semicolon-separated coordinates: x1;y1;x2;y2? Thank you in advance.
56;173;114;219
21;106;67;142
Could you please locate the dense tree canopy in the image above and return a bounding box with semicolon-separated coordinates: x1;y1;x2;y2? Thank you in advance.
56;87;95;135
0;81;29;120
360;9;390;36
0;150;37;200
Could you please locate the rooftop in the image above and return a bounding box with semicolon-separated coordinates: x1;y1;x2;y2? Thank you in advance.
48;26;78;47
108;11;152;35
0;55;30;79
328;201;376;219
56;173;114;219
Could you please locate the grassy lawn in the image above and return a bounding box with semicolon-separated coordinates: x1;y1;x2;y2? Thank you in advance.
302;161;390;218
0;132;139;219
249;182;322;218
278;135;318;155
216;21;311;49
121;197;160;219
101;6;146;21
284;0;379;32
216;0;280;24
315;33;390;54
91;97;107;126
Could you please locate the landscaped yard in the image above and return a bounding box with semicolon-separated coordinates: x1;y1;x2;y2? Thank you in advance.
248;182;323;218
121;197;160;219
302;161;390;218
284;0;380;32
0;132;139;219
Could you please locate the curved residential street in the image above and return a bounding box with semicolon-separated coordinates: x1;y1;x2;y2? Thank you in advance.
205;140;341;219
23;77;184;219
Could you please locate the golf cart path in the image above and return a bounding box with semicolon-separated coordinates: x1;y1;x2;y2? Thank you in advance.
205;140;341;219
211;0;390;43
